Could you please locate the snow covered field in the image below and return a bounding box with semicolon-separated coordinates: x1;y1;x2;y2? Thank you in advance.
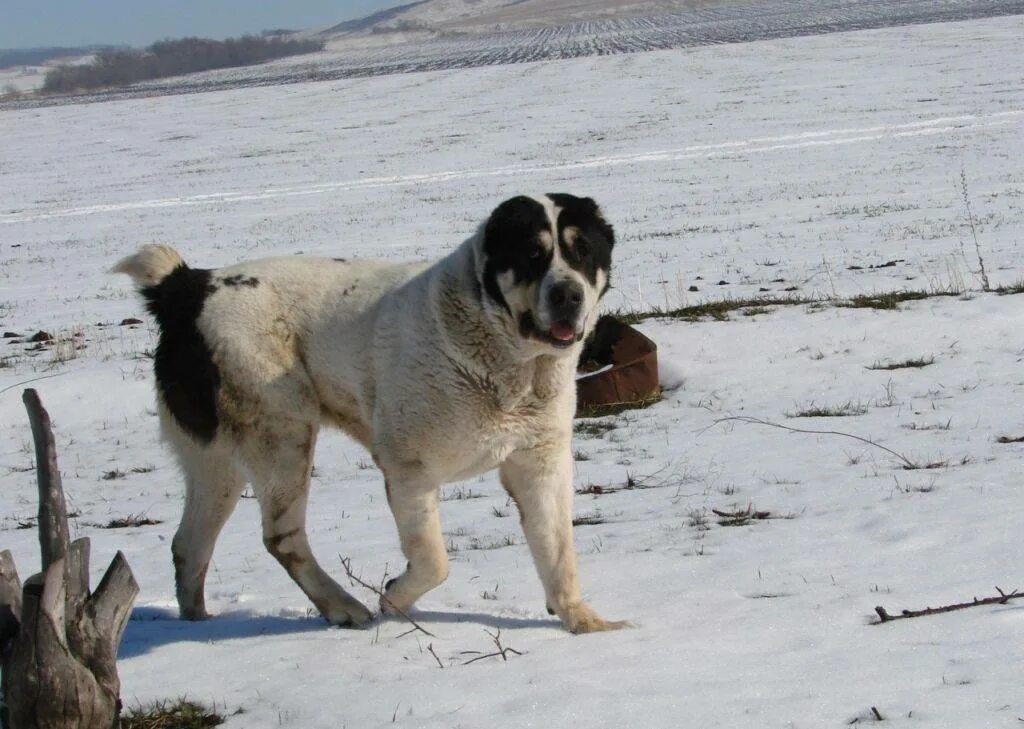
6;0;1023;103
0;66;47;94
2;14;1023;728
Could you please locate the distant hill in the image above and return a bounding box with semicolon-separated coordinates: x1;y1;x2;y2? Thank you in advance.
321;1;431;34
321;0;723;36
0;46;119;70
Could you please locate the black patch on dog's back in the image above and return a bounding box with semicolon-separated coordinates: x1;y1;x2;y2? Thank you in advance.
482;196;553;312
141;265;220;443
546;193;615;291
222;274;259;288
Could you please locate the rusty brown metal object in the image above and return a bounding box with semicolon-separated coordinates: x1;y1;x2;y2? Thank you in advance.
576;316;660;417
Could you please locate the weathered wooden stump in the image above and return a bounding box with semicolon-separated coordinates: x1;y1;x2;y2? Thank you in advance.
0;389;139;729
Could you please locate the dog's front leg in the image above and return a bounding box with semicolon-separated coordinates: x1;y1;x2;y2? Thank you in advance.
380;470;448;613
500;443;629;634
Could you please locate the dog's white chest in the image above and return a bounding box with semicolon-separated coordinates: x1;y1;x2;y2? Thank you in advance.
443;392;559;481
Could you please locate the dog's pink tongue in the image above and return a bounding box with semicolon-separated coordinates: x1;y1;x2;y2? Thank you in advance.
549;322;576;342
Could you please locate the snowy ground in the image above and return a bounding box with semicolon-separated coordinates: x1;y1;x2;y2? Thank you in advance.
2;14;1023;729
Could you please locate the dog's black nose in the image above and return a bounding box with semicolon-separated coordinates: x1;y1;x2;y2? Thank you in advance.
548;280;584;320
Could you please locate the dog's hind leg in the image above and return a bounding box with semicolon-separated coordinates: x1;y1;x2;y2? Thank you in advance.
244;420;373;627
379;470;447;613
169;436;246;620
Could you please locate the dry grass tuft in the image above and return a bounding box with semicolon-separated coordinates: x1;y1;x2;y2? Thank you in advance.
121;699;228;729
101;513;163;529
788;401;868;418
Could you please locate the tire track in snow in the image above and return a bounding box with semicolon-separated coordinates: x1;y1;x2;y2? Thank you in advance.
3;110;1021;224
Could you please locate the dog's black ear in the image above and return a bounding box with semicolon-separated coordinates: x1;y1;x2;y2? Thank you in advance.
480;196;551;313
592;203;614;250
582;197;615;250
485;196;548;246
547;193;615;250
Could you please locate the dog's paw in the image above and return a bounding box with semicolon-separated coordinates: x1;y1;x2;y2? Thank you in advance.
379;573;422;615
561;602;632;634
322;600;374;628
179;606;211;621
379;589;413;615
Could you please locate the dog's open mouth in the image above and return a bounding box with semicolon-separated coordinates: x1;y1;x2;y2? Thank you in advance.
519;312;581;349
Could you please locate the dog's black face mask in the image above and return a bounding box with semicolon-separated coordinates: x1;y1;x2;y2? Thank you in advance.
480;194;615;351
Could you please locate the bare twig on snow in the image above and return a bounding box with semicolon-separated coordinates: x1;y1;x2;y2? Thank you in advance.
339;556;435;638
460;629;523;665
427;643;445;669
874;586;1022;624
712;416;917;469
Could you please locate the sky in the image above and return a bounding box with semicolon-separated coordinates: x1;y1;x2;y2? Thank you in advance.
0;1;401;49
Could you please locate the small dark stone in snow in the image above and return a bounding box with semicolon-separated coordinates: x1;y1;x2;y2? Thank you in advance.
759;287;770;292
120;317;144;326
2;331;20;338
717;280;729;285
29;330;53;342
688;285;699;292
783;286;799;292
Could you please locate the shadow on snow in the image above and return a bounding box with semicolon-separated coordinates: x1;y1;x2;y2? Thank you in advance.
119;605;557;658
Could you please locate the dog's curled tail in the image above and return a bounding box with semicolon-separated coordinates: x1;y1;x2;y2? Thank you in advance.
112;244;185;287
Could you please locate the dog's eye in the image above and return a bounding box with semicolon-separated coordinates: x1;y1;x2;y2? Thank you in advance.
576;240;590;258
529;246;543;259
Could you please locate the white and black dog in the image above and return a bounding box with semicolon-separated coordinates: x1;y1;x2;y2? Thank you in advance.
115;193;627;634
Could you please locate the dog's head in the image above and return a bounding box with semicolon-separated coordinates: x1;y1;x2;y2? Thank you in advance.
477;193;614;354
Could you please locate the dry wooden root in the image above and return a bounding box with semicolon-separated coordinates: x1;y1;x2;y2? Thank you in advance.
874;586;1022;624
0;389;139;729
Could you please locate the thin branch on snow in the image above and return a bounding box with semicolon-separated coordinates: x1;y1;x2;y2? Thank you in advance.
873;586;1022;624
711;416;917;469
958;167;991;292
460;629;523;665
426;642;445;669
339;556;436;638
0;372;69;397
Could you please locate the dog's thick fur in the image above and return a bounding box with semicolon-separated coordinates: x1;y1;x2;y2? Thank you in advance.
115;193;626;634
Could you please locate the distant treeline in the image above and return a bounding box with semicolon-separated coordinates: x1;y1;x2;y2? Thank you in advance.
41;35;325;94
